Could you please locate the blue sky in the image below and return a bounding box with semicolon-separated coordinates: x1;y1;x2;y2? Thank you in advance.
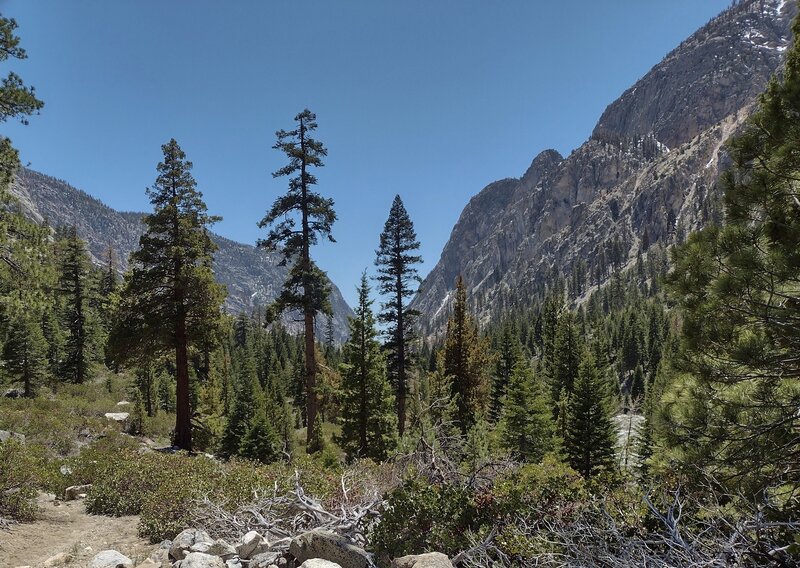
3;0;731;306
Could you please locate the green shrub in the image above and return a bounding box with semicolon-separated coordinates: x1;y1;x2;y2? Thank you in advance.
0;440;39;522
370;477;483;560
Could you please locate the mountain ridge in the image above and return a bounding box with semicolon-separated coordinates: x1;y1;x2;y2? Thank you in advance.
10;167;353;341
413;0;796;336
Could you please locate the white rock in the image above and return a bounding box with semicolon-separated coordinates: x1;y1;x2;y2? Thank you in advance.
299;561;342;568
249;551;281;568
117;400;131;406
42;552;72;567
170;528;214;561
391;552;454;568
89;550;134;568
104;412;130;422
289;531;371;568
205;539;237;559
64;483;92;500
175;552;225;568
236;530;269;559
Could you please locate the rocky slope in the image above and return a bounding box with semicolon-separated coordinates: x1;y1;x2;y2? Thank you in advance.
10;168;352;341
414;0;796;336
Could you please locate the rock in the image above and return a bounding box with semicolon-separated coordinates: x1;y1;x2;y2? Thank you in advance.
236;530;269;559
117;400;131;406
299;561;342;568
89;550;134;568
170;528;214;561
174;552;226;568
3;387;23;398
204;539;237;559
224;558;243;568
249;551;282;568
0;430;25;444
149;549;171;564
59;464;72;475
289;530;372;568
391;552;454;568
104;412;130;423
64;483;92;500
42;552;72;567
134;560;160;568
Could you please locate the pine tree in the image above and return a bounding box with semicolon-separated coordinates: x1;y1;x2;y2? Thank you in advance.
110;139;226;451
258;109;336;452
442;276;492;432
492;319;521;422
58;227;94;384
239;414;280;464
375;195;422;436
550;311;583;408
499;361;554;463
337;273;397;461
565;352;617;477
663;12;800;494
3;306;47;397
220;349;263;459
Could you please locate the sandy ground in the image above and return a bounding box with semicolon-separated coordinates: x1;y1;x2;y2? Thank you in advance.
0;494;158;568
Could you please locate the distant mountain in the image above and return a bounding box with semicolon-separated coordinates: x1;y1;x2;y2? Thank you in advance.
413;0;796;336
10;167;353;341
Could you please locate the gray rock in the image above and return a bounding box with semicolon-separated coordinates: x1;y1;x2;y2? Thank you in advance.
104;412;130;422
299;561;342;568
0;430;25;444
224;558;242;568
391;552;454;568
88;550;134;568
174;552;225;568
42;552;72;567
204;539;237;559
64;483;92;500
149;549;171;564
236;530;269;559
249;551;282;568
289;530;372;568
170;528;214;561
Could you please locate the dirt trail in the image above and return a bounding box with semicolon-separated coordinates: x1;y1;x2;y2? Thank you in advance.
0;495;157;568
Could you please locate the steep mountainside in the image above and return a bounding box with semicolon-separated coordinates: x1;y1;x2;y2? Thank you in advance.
10;168;353;340
414;0;796;336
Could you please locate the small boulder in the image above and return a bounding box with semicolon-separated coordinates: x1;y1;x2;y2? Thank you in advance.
224;558;243;568
170;528;214;561
64;483;92;500
249;551;282;568
289;530;372;568
204;539;237;559
391;552;454;568
299;561;342;568
149;548;171;565
175;552;225;568
0;430;25;444
134;560;160;568
236;530;269;559
117;400;131;406
104;412;130;424
42;552;72;567
89;550;134;568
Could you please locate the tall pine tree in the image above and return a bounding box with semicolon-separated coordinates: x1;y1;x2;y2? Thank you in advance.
337;273;397;461
258;109;336;452
375;195;422;437
110;139;225;451
58;227;94;384
565;352;617;477
499;361;554;462
442;276;492;432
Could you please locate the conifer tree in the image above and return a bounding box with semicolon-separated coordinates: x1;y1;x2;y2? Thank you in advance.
492;319;521;422
664;12;800;494
110;139;225;451
3;306;47;397
565;352;618;477
375;195;422;436
338;273;397;461
58;227;94;384
220;348;263;459
550;311;583;409
442;276;492;432
499;361;554;462
258;109;336;452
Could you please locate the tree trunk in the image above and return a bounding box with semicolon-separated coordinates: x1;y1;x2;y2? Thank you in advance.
304;309;317;450
174;318;192;451
396;280;406;437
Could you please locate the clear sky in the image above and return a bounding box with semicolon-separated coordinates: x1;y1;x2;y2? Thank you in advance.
2;0;731;306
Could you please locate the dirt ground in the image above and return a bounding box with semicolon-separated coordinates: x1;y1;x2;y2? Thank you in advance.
0;494;158;568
